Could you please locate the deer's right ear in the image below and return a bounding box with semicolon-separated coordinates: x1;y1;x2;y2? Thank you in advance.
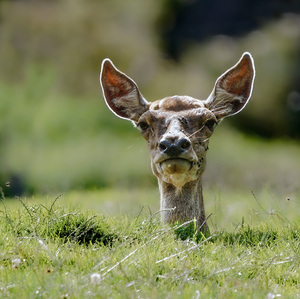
204;52;255;119
100;59;149;122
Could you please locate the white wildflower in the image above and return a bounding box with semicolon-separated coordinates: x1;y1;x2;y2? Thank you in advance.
90;273;101;285
11;258;22;269
266;293;282;299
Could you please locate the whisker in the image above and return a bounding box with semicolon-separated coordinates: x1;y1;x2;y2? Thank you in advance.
188;133;210;144
187;125;205;138
198;137;210;143
187;125;211;144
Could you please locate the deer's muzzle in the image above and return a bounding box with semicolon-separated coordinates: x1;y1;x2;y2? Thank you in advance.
160;158;192;175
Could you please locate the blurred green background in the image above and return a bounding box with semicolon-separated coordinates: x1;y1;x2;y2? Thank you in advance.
0;0;300;206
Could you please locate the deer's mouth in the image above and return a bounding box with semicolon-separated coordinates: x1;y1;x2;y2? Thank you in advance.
160;158;192;174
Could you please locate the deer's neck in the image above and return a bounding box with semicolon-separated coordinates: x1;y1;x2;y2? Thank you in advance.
158;178;208;231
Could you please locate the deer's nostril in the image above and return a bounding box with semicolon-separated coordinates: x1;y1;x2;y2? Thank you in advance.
159;140;169;152
180;139;191;150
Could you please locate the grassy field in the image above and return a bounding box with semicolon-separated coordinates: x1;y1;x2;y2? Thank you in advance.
1;187;300;298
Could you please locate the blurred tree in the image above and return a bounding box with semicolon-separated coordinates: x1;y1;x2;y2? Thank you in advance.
158;0;300;61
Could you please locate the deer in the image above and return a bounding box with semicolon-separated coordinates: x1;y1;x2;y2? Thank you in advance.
100;52;255;234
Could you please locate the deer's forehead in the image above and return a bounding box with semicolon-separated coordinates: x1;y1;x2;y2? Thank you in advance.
150;96;205;111
141;105;213;126
144;96;213;121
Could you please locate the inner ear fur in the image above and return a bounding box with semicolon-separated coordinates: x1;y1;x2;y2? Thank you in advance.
100;59;149;122
205;52;255;119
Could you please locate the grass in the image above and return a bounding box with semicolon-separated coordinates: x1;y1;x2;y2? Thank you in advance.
1;189;300;298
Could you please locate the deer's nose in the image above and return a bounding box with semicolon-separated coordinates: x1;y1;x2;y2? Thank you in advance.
159;138;191;157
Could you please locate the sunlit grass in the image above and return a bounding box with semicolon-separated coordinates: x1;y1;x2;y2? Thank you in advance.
4;185;300;233
1;192;300;298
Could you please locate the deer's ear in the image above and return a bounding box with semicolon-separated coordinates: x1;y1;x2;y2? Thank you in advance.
100;59;149;122
205;52;255;119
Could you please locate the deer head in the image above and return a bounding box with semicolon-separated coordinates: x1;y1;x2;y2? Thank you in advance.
100;53;255;231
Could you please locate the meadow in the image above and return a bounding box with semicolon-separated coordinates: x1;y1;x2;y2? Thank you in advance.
1;187;300;298
1;67;300;298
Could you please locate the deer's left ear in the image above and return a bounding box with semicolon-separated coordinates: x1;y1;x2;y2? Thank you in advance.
205;52;255;119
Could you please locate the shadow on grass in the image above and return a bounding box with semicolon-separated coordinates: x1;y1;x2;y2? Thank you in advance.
174;217;300;248
219;226;279;247
1;194;119;247
47;213;118;246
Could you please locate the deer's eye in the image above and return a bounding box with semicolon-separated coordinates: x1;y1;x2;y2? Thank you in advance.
205;119;217;131
137;122;149;132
